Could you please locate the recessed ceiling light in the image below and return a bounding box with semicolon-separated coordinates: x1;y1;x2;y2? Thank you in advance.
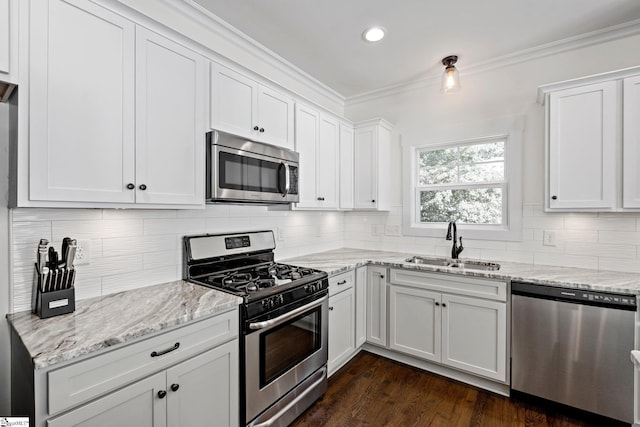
362;27;385;43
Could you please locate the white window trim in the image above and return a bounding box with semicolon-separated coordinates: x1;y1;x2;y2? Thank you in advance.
402;116;524;241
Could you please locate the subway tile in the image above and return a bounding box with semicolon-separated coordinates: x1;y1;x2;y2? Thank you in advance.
143;217;206;236
480;249;534;264
598;231;640;245
565;242;636;259
102;235;180;257
598;257;640;274
564;216;636;231
101;266;180;295
533;252;598;270
12;208;102;222
52;219;143;240
101;209;177;220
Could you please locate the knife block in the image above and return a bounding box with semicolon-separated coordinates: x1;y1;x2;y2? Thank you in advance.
33;264;76;319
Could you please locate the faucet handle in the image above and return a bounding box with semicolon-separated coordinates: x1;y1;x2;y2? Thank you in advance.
456;237;464;256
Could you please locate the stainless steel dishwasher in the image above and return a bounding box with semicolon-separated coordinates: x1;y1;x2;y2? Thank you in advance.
511;281;637;423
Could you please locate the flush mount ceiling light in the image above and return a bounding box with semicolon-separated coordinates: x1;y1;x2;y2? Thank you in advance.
362;27;385;42
440;55;461;93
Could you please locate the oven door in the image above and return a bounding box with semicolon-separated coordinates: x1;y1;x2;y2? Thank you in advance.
210;144;299;203
245;294;328;423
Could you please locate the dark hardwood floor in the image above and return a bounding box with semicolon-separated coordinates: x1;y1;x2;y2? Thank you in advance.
291;351;628;427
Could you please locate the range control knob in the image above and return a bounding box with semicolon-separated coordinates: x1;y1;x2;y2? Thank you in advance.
278;295;284;305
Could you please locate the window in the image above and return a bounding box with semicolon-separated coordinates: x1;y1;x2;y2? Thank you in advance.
402;117;523;241
418;138;505;225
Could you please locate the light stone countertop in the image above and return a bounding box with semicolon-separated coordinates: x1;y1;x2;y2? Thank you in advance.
7;280;242;370
283;248;640;295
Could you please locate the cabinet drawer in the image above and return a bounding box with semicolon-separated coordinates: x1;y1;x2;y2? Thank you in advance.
390;269;506;301
48;309;238;416
329;270;355;296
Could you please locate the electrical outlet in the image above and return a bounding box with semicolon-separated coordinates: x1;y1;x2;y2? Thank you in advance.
74;240;91;265
384;225;401;236
543;230;557;247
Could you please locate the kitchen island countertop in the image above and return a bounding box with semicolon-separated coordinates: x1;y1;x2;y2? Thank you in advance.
283;248;640;295
7;280;242;369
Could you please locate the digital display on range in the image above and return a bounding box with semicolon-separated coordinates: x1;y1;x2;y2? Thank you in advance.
225;235;251;250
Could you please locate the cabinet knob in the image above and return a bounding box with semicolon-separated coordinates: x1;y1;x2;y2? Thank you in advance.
379;274;384;279
442;303;447;308
139;184;147;191
371;200;375;203
551;195;558;200
253;126;259;131
329;306;334;311
435;302;440;306
157;390;167;399
170;383;180;392
126;183;135;190
259;128;265;133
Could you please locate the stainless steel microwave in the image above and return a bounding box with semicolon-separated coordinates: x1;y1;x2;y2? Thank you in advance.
206;130;299;204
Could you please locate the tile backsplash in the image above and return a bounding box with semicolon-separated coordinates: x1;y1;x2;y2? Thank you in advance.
343;203;640;273
11;202;640;313
10;205;344;312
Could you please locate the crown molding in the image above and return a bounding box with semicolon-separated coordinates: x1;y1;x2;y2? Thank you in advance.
165;0;345;107
346;18;640;107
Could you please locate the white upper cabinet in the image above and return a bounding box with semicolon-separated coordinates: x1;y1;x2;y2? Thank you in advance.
0;0;10;76
339;122;355;210
135;26;206;206
294;103;339;209
25;0;206;207
29;0;137;204
354;119;392;210
539;66;640;212
0;0;18;100
623;75;640;208
547;81;617;210
210;63;294;149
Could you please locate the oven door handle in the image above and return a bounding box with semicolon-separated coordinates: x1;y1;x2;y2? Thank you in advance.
249;297;325;331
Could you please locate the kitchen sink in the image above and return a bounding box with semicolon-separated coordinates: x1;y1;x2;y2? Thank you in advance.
405;256;501;271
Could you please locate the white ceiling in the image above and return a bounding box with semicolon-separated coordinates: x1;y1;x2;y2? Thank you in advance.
192;0;640;98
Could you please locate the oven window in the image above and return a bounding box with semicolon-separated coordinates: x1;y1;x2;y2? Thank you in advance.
260;308;321;386
219;152;282;194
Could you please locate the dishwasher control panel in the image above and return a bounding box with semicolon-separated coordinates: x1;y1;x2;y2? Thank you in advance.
512;281;637;310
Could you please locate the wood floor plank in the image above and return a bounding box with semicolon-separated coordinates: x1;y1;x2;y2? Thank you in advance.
291;352;628;427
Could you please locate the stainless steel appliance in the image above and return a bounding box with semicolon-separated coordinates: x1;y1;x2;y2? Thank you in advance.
206;130;299;204
511;281;637;423
183;231;328;427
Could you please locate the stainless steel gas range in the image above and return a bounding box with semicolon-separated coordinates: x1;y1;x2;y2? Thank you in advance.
183;231;328;427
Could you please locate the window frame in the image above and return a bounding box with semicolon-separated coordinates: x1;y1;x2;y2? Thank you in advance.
402;117;523;241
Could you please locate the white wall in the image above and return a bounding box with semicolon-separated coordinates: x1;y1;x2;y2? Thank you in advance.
344;33;640;272
0;100;11;413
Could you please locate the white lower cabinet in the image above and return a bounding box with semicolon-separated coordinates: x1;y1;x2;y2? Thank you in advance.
365;266;387;347
13;310;239;427
388;270;507;382
355;267;367;347
328;270;357;376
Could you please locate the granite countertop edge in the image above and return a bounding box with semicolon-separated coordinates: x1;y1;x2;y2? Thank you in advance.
7;280;242;370
282;248;640;296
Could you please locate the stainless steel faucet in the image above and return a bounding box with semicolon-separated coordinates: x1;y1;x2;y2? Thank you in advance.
446;221;464;259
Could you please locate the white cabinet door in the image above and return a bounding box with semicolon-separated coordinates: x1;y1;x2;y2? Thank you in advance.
389;285;440;362
166;340;239;427
328;287;356;376
354;120;391;210
210;63;257;139
624;75;640;208
295;103;320;208
317;114;339;208
339;123;355;210
257;85;294;149
47;372;167;427
441;293;506;382
135;27;206;206
548;81;617;210
365;266;387;347
29;0;136;203
0;0;10;76
355;267;367;348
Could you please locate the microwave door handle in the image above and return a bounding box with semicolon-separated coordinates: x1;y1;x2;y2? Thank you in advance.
279;162;290;197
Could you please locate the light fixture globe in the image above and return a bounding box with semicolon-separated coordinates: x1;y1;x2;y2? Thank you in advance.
441;55;460;93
